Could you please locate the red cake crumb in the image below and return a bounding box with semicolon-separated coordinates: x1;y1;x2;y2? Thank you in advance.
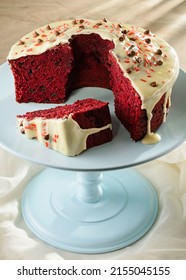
10;44;73;103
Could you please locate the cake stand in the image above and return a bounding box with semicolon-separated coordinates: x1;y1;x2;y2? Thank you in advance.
0;63;186;254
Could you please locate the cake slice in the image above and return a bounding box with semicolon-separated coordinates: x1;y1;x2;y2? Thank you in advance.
17;98;112;156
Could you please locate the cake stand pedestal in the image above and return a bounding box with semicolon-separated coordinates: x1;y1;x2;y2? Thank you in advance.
0;63;186;253
21;168;158;253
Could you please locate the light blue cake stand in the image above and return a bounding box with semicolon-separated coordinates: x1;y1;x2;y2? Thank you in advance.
0;63;186;253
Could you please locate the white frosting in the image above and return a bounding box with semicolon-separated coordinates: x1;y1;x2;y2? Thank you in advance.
9;19;179;143
141;132;161;145
17;115;112;156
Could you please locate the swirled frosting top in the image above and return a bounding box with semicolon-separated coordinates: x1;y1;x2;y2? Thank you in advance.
7;18;179;109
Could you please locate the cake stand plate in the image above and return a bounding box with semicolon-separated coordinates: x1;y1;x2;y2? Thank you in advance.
22;168;158;253
0;63;186;253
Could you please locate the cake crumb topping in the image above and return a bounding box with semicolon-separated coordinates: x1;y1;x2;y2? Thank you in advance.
150;81;158;87
17;40;24;45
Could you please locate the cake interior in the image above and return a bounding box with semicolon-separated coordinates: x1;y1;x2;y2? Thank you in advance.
67;34;113;92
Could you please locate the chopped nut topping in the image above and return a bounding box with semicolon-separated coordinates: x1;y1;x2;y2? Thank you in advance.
79;19;84;24
103;18;107;22
135;56;142;65
126;68;132;74
129;37;136;41
145;38;151;44
156;60;163;65
156;49;163;55
72;19;78;25
17;40;24;45
119;35;125;42
79;25;85;29
44;134;50;141
122;29;128;34
37;38;43;43
150;81;158;87
128;44;135;50
34;31;39;37
144;29;150;35
54;30;60;36
46;25;52;30
128;50;136;57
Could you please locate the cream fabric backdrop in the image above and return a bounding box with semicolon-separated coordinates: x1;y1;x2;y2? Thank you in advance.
1;143;186;260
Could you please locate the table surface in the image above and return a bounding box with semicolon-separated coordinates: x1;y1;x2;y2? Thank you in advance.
0;0;186;70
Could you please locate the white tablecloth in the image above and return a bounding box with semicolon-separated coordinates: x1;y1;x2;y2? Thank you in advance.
1;142;186;260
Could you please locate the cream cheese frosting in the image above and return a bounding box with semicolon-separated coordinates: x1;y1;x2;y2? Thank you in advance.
9;18;179;143
17;115;112;156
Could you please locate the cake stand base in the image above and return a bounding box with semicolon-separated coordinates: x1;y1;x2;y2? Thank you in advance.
21;168;158;254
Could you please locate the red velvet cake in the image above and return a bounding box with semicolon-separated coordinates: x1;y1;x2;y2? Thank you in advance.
16;98;112;156
8;19;179;144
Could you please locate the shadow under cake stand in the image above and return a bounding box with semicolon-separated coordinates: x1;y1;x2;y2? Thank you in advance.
0;63;186;253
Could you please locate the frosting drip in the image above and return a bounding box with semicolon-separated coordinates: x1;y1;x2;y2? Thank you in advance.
17;115;112;156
